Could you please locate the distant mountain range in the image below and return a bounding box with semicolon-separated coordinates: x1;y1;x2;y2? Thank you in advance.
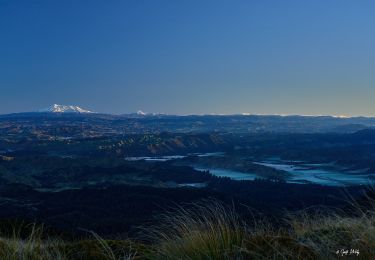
36;105;164;117
0;104;375;135
0;104;369;120
39;104;93;113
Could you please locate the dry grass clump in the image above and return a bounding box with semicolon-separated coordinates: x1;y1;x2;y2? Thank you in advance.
148;201;315;259
149;198;375;259
0;223;66;260
289;210;375;259
147;201;247;259
0;223;139;260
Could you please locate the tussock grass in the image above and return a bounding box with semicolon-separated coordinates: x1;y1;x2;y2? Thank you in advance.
288;207;375;259
148;201;315;259
146;200;247;259
1;193;375;259
0;223;139;260
148;196;375;259
0;223;66;260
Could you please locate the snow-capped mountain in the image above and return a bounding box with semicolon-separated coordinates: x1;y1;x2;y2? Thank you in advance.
39;104;93;113
123;110;168;117
137;110;147;116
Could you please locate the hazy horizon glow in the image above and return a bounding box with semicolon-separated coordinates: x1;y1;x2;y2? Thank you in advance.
1;1;375;116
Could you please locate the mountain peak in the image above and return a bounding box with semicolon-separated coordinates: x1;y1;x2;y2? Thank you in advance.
137;110;147;116
39;104;93;113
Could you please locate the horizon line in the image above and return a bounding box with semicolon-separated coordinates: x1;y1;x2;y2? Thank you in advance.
1;110;374;119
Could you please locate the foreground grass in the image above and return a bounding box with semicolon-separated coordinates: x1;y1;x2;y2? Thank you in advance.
148;201;316;259
0;223;143;260
0;198;375;259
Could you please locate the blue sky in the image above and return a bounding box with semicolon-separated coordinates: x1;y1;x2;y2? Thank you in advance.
1;0;375;115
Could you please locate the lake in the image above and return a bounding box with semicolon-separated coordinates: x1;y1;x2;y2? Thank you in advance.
254;160;375;186
126;153;375;186
125;152;225;162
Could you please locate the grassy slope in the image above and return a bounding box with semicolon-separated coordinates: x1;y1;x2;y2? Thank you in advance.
0;197;374;260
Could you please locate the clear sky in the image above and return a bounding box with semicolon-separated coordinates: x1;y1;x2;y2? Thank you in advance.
1;1;375;115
